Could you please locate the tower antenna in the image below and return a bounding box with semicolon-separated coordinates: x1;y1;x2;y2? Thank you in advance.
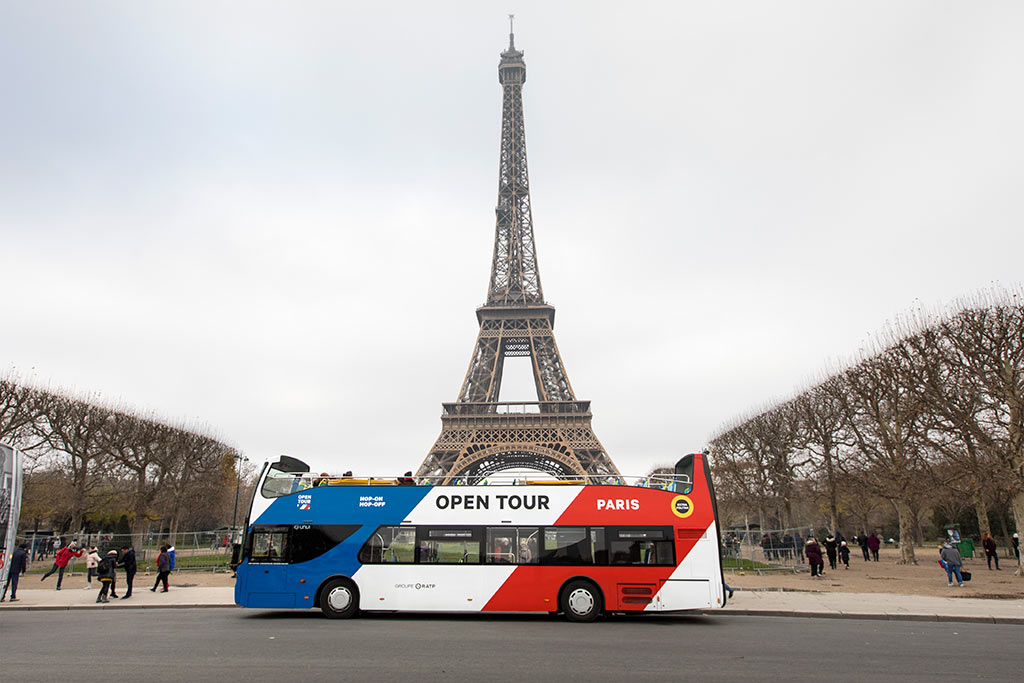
508;14;515;49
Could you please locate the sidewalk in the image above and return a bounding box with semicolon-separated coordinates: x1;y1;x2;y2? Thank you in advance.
2;585;1021;623
1;586;235;610
717;590;1024;624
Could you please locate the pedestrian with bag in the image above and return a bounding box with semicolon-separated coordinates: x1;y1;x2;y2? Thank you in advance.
151;545;171;593
96;549;119;603
940;542;964;587
1;542;29;602
40;540;82;590
118;544;137;599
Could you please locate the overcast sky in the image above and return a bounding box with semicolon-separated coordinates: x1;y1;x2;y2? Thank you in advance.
2;2;1022;477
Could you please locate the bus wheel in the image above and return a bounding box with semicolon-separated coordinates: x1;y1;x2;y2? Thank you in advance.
560;580;602;623
320;578;359;619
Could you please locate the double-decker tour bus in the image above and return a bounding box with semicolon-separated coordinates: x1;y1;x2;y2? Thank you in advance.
234;453;726;621
1;443;25;591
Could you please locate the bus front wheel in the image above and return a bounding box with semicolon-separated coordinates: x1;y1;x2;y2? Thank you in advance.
320;578;359;619
560;580;602;623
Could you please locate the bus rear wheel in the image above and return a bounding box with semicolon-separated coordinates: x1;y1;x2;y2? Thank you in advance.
320;578;359;619
560;580;602;623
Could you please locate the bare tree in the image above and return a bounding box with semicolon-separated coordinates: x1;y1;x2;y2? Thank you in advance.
36;391;117;534
795;376;853;532
0;373;46;451
838;344;933;564
937;299;1024;541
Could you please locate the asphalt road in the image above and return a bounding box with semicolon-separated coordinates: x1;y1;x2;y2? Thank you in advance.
1;609;1020;681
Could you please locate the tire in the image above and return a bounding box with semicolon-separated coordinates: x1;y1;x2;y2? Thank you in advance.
320;578;359;619
560;579;602;623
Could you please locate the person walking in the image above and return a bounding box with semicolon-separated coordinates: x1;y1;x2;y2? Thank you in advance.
1;542;30;602
839;541;851;569
118;544;137;598
83;546;101;589
858;534;870;561
982;533;1000;570
940;542;964;587
824;534;838;570
867;533;881;561
805;538;825;578
1012;533;1021;576
95;549;119;603
151;545;171;593
40;540;82;590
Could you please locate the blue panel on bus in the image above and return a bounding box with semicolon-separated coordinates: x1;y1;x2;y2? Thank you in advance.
249;485;433;589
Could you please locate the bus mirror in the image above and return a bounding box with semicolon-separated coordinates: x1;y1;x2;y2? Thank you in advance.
272;455;310;474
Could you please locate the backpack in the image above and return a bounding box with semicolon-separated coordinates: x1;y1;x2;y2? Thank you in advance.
97;557;115;581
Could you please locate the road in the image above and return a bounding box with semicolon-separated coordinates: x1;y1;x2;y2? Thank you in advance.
1;609;1020;680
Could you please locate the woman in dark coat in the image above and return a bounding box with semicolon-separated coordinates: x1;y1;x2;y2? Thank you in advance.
982;534;1000;570
824;535;838;570
805;538;824;577
151;545;171;593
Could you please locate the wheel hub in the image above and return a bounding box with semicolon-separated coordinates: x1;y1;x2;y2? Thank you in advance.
568;588;594;615
327;586;352;611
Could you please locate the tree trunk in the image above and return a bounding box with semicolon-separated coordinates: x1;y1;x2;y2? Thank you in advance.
997;509;1011;548
912;505;925;547
823;443;839;532
973;494;992;539
895;499;918;564
1011;490;1024;547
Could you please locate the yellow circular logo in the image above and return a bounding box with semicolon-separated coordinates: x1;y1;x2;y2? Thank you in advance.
671;495;694;518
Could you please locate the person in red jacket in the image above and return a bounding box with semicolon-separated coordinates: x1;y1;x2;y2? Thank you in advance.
40;540;82;590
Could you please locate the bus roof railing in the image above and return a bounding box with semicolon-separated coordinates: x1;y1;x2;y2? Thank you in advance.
272;470;691;490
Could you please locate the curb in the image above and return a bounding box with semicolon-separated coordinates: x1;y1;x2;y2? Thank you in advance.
3;603;1021;624
708;609;1024;625
1;603;240;612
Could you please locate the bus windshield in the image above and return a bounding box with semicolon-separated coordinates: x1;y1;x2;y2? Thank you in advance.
260;456;310;499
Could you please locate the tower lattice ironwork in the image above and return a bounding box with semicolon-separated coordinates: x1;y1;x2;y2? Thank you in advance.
417;28;620;482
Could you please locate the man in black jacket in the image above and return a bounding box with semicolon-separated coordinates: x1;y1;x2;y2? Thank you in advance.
1;543;30;602
118;544;137;599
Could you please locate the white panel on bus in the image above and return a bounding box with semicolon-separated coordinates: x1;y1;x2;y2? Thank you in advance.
353;565;517;612
648;579;712;611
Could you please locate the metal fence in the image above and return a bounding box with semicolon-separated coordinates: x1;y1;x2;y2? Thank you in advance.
18;530;238;573
720;526;820;574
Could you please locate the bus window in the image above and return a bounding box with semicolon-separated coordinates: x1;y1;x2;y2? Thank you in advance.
608;527;675;566
418;528;480;564
288;525;362;564
541;527;592;565
251;526;288;563
590;527;608;565
485;527;538;565
358;526;415;564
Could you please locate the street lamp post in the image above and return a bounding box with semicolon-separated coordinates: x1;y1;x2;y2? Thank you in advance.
231;454;249;536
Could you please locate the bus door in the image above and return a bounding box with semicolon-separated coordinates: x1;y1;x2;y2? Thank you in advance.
245;525;293;608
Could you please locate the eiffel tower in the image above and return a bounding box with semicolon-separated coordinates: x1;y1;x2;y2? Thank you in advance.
417;25;620;482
